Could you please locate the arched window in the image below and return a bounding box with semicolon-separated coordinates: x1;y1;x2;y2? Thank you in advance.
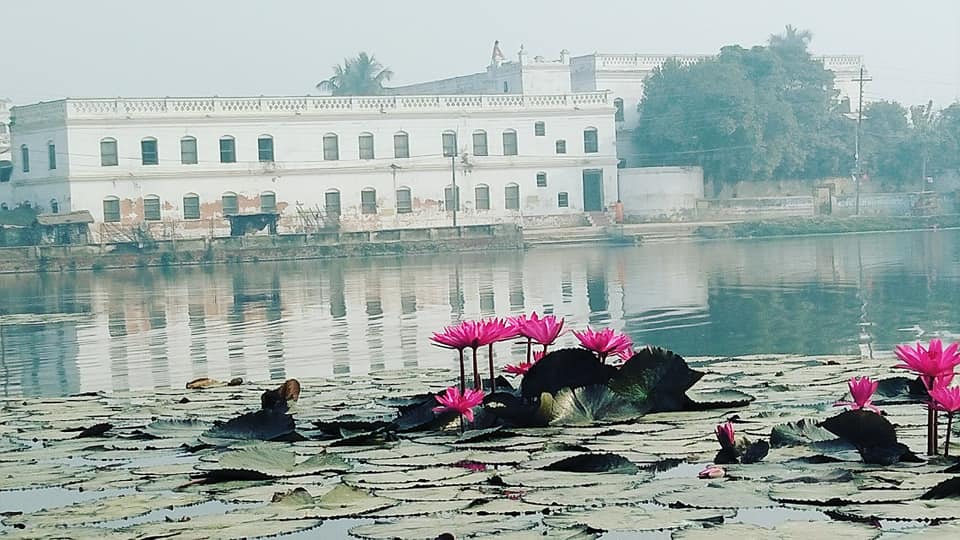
361;188;377;214
393;131;410;159
583;127;598;153
258;134;274;162
0;203;7;211
183;193;200;220
323;133;339;161
534;121;546;137
504;183;520;210
475;184;490;210
502;129;518;156
143;195;161;221
50;199;60;214
100;138;118;166
325;189;341;216
613;98;625;122
444;184;460;211
47;141;57;170
20;145;30;173
396;186;412;214
441;130;457;157
472;130;488;156
221;192;238;215
141;137;158;165
358;132;375;160
102;195;120;223
261;190;277;213
180;136;198;164
558;192;569;208
219;135;236;163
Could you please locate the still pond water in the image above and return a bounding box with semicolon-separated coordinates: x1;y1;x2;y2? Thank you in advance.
1;230;958;398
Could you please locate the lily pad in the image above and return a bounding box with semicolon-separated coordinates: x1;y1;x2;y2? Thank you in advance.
521;348;617;399
543;505;728;532
349;514;542;539
201;409;298;444
609;346;704;413
539;452;639;474
544;385;648;426
672;521;880;539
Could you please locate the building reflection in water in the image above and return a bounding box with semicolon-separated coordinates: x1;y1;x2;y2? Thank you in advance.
8;231;960;397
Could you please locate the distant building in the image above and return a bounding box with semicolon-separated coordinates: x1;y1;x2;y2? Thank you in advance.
0;98;12;186
6;94;617;241
388;45;865;164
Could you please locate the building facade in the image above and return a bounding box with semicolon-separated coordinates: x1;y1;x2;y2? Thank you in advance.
6;94;617;240
0;99;12;188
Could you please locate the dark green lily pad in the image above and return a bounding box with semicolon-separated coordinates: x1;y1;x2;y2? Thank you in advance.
544;385;648;426
521;348;617;399
609;346;704;412
201;409;298;444
540;452;638;474
921;476;960;499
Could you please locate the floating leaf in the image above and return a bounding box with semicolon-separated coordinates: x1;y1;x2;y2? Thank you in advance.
655;481;773;509
685;390;755;410
609;347;703;412
540;453;638;474
672;521;879;540
545;385;648;426
520;348;617;399
770;419;841;448
350;514;541;540
921;476;960;499
543;505;728;532
310;484;396;518
140;418;209;439
201;409;298;444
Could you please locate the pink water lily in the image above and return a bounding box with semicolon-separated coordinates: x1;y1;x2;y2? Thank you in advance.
433;386;485;423
894;339;960;390
698;465;726;479
615;346;637;363
504;350;545;377
930;383;960;457
715;421;735;451
520;312;564;349
834;376;881;413
573;327;633;363
431;324;474;391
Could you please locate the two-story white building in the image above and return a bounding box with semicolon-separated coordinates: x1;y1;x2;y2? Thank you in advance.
6;93;617;239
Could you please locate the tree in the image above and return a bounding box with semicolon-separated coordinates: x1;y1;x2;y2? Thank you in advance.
316;52;394;96
634;26;842;185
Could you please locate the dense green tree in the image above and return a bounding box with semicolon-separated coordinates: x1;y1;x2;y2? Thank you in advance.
316;52;394;96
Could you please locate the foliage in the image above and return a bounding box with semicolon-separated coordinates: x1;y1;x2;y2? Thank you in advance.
635;25;960;186
317;52;394;96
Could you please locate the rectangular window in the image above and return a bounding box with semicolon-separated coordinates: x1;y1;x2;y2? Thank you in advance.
222;194;238;215
393;133;409;158
361;190;377;214
535;122;546;136
258;137;274;162
444;186;460;211
181;138;198;164
101;140;119;166
141;139;158;165
325;191;341;216
48;143;57;170
220;138;236;163
475;187;490;210
323;135;339;161
103;199;120;222
183;196;200;220
503;131;518;156
584;129;598;153
442;132;457;157
536;172;547;187
556;139;567;154
505;185;520;210
359;135;375;160
144;198;161;221
21;146;30;172
261;192;276;213
396;189;412;214
558;192;569;208
472;132;488;156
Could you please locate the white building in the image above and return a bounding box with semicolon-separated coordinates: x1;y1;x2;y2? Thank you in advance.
6;94;617;239
0;99;12;191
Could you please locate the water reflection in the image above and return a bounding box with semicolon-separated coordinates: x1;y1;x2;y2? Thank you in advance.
3;230;960;397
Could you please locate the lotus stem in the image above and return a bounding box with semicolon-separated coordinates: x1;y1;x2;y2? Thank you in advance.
928;405;938;456
599;352;607;364
946;412;954;457
525;338;532;364
459;414;465;434
472;347;481;390
487;343;495;393
458;349;466;393
542;344;548;355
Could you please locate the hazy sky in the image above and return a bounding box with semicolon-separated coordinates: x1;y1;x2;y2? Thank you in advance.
3;0;958;107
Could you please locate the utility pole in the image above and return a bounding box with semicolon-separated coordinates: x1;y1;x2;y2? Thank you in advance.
451;154;458;228
853;66;872;216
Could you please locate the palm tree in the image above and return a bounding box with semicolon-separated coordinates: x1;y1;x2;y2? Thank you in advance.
316;52;394;96
768;25;813;50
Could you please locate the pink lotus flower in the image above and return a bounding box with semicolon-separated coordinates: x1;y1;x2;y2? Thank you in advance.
504;350;546;376
480;317;520;343
931;384;960;413
532;350;546;362
453;460;487;472
715;421;735;450
519;312;564;347
430;324;473;350
615;346;637;363
433;386;485;423
698;465;725;479
894;339;960;390
573;327;633;361
834;376;881;413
